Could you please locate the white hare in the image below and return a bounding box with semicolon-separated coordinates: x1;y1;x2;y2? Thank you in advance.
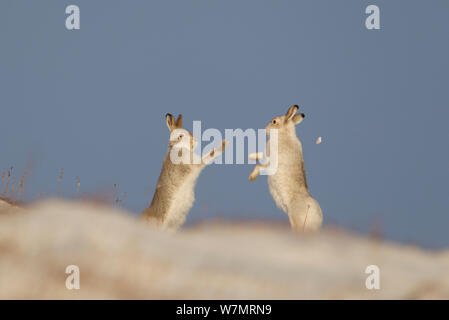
142;113;227;231
248;105;323;232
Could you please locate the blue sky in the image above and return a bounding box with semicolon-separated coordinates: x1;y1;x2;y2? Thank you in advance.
1;0;448;247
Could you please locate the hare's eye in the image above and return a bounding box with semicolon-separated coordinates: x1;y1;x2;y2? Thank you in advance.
272;119;277;124
178;134;184;140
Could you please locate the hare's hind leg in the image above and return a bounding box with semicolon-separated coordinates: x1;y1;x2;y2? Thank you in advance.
308;199;323;230
288;198;323;232
301;199;323;231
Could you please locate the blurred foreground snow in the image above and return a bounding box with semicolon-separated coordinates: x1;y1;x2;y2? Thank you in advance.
0;200;448;299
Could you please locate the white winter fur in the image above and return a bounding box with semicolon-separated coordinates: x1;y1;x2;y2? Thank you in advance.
249;105;323;232
141;114;227;232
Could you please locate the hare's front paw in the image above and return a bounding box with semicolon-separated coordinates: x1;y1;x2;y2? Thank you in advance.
220;139;228;151
248;166;261;181
248;152;263;162
211;140;228;156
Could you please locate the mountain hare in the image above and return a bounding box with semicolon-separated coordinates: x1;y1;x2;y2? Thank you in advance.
142;113;227;231
248;105;323;232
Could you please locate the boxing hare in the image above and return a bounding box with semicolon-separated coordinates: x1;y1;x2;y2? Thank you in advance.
248;105;323;232
142;113;227;231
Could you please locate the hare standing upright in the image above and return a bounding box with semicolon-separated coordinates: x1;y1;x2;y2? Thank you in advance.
142;113;227;231
248;105;323;232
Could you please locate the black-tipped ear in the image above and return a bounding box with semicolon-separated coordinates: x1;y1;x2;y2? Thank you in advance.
285;105;299;121
292;113;305;125
166;113;175;131
175;114;183;128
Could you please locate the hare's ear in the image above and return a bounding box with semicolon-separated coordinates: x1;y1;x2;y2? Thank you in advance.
175;114;183;129
285;105;299;121
292;113;305;125
166;113;176;132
